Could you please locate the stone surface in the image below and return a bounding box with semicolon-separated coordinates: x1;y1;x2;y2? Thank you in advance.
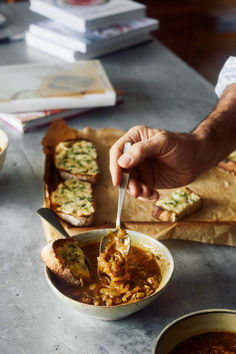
0;3;235;354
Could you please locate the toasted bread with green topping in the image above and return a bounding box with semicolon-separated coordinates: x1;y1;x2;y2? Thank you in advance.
41;238;90;285
218;150;236;175
50;179;95;227
152;187;202;222
54;139;99;184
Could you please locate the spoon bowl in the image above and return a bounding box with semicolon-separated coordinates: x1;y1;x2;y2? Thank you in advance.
99;228;131;255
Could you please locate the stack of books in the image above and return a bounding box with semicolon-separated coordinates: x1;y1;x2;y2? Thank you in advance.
26;0;159;61
0;60;117;133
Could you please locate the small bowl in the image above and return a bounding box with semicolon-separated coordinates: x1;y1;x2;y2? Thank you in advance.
0;129;8;171
153;309;236;354
45;228;174;321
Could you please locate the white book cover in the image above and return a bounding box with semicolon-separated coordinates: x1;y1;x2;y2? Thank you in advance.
0;61;116;113
29;0;146;32
26;30;152;62
29;17;159;53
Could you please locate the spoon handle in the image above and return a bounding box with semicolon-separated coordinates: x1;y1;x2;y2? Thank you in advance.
37;207;70;239
116;142;131;229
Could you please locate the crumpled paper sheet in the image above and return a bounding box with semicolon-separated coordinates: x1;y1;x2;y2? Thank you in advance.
42;119;236;246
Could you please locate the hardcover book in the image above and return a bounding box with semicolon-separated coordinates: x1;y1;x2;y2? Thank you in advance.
26;31;152;61
0;109;92;133
29;0;146;32
29;18;159;53
0;90;123;133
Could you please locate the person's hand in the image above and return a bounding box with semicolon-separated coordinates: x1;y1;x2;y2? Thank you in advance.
109;125;206;200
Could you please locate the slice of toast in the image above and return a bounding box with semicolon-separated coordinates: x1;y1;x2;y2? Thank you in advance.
152;187;202;222
54;139;99;184
41;238;90;285
50;179;95;227
218;150;236;175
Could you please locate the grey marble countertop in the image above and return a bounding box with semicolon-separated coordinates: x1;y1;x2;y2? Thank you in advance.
0;3;235;354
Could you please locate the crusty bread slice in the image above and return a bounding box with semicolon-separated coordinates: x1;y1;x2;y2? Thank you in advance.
41;238;90;285
218;150;236;175
54;139;99;184
218;160;236;175
50;179;95;227
52;211;94;227
152;187;202;222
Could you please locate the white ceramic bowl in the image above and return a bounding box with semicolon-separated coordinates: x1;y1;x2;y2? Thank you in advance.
45;228;174;321
0;129;8;171
153;309;236;354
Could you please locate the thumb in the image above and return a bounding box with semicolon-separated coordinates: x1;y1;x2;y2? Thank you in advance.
118;135;165;168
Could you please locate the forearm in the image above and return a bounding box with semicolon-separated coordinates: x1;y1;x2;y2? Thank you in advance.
193;83;236;173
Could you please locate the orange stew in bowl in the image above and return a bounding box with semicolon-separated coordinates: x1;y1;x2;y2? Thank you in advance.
168;331;236;354
51;233;162;306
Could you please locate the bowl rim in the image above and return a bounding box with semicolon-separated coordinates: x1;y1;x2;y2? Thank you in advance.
0;129;8;151
44;228;174;309
152;308;236;354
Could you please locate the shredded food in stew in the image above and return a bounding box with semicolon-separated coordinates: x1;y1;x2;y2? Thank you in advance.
51;229;162;306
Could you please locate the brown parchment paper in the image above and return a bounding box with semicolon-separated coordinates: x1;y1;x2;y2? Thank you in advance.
41;119;236;246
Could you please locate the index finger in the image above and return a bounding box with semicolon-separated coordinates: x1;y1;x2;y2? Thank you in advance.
109;133;132;186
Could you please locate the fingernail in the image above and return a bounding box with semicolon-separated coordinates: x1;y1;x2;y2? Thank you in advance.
118;153;133;167
111;177;117;186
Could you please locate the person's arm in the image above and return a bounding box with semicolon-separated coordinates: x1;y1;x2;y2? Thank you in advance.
193;83;236;172
109;84;236;201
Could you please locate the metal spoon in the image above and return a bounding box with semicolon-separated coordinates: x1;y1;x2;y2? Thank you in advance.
99;142;131;255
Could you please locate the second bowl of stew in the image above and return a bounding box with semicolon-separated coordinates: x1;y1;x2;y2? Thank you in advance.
153;309;236;354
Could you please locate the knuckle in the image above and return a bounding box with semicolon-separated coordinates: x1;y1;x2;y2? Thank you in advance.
132;142;143;157
157;130;170;142
129;125;144;133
